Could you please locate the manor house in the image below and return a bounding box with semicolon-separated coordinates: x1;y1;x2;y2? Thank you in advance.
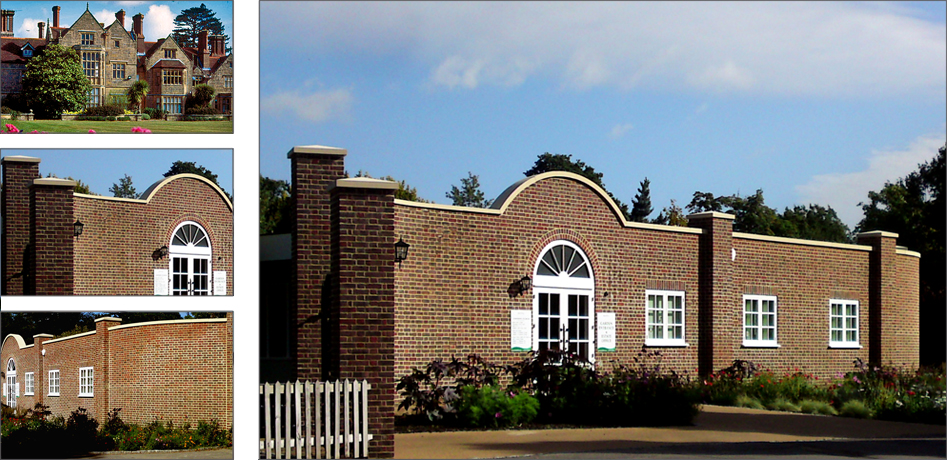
0;4;233;117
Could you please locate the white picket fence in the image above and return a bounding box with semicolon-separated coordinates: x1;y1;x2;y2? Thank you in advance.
260;380;373;459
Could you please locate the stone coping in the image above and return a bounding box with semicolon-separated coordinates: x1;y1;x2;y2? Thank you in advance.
896;248;921;258
330;177;399;191
856;230;899;239
287;145;347;157
75;173;233;212
687;211;736;220
44;330;96;344
108;317;228;331
733;232;873;252
1;155;41;163
33;178;76;187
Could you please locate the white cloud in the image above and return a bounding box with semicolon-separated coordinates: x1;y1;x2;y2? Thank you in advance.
261;88;353;123
144;4;174;40
262;2;946;96
609;123;634;140
16;17;42;37
796;132;947;227
93;9;117;26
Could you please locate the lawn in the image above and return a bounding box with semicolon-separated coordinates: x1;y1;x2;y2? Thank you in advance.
2;119;233;134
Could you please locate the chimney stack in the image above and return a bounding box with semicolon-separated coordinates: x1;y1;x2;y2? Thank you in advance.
38;22;45;39
116;9;125;29
211;35;225;56
53;6;60;28
199;30;210;68
0;10;13;37
132;13;144;39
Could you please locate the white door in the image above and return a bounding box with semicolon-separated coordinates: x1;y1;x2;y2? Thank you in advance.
533;241;595;363
5;359;16;408
168;222;212;296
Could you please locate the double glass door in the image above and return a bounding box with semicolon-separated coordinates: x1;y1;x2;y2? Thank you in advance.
536;290;593;361
171;256;210;295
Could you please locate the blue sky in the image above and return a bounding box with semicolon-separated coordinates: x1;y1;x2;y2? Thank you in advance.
5;1;233;43
1;149;233;197
260;1;946;229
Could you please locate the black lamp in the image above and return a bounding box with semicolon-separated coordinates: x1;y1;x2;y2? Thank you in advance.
508;276;532;298
73;220;84;238
394;237;410;267
518;276;532;294
152;245;169;261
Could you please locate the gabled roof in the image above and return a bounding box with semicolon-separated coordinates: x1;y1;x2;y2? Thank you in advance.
61;9;106;40
0;38;47;63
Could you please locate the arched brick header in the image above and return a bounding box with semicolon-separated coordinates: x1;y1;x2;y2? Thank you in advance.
527;228;602;284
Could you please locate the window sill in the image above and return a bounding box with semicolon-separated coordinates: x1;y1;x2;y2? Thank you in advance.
645;340;689;347
48;393;60;397
829;342;862;349
24;392;34;396
78;394;93;398
742;341;780;348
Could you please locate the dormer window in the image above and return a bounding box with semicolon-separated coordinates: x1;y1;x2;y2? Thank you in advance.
164;49;176;59
23;48;32;57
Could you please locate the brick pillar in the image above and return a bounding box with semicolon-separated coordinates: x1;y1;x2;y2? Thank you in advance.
688;211;736;375
29;178;75;295
1;155;41;295
289;145;347;381
33;334;53;408
225;312;234;428
93;317;121;420
330;178;397;458
856;231;914;367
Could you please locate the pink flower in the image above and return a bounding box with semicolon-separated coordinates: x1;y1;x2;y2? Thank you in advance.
4;124;20;133
131;126;152;133
88;129;96;133
495;412;502;418
30;130;39;133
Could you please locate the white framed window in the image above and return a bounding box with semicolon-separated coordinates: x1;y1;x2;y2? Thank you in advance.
829;299;861;348
224;75;233;88
743;294;779;347
79;367;94;397
112;62;126;79
48;370;60;396
82;51;101;85
533;240;595;363
645;290;687;347
163;69;183;85
161;95;183;114
24;372;34;395
5;358;16;408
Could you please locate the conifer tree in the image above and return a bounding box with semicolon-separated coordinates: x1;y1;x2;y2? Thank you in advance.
630;177;653;222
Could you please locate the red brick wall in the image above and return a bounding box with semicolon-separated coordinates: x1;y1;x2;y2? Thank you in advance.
330;183;396;458
688;213;737;374
732;236;871;379
1;315;233;427
394;176;703;384
892;253;920;367
72;175;233;295
1;157;39;295
30;180;75;295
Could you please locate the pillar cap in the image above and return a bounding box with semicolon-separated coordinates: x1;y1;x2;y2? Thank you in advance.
32;333;53;338
1;155;41;164
287;145;347;158
856;230;899;239
686;211;735;220
94;317;122;323
33;178;75;187
330;177;399;191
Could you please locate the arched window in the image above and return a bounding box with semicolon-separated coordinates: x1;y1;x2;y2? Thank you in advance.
5;358;16;408
169;221;212;295
532;241;595;362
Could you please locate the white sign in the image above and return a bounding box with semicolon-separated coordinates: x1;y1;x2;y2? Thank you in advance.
510;309;532;352
597;312;616;351
214;271;227;296
153;269;168;295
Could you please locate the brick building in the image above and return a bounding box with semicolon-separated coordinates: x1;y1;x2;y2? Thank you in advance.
1;314;233;427
261;144;921;458
1;154;233;296
0;4;233;117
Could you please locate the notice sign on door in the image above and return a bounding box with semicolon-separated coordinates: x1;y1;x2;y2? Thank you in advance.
597;312;616;351
510;309;532;352
153;269;169;296
213;271;227;296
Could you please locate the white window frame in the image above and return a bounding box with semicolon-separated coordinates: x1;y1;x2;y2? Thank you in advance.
4;358;16;407
532;240;595;363
645;290;688;347
24;372;34;395
829;299;861;348
79;367;94;397
48;370;60;396
743;294;779;348
169;221;213;295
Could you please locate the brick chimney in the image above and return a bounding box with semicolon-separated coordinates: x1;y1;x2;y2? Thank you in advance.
132;13;144;41
38;22;45;38
116;9;125;29
199;30;210;68
53;6;60;28
0;10;13;37
211;35;225;56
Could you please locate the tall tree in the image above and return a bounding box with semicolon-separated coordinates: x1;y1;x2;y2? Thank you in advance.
525;153;630;218
22;44;92;118
109;174;138;199
126;80;149;113
447;172;493;208
171;3;228;49
653;199;688;227
165;161;231;201
629;177;653;222
777;204;850;243
260;175;292;235
0;312;95;342
856;143;945;365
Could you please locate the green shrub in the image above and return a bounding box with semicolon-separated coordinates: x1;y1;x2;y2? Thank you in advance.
456;385;539;428
143;107;166;119
799;399;838;416
839;400;873;419
765;397;801;413
83;104;125;117
734;395;765;410
185;105;219;115
141;114;150;120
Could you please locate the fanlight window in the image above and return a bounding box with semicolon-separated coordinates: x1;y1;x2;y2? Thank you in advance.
537;243;590;278
6;359;14;373
172;223;209;248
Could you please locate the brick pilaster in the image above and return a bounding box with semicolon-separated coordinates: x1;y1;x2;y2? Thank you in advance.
289;145;347;381
1;156;41;295
330;178;397;458
29;178;76;295
93;317;121;419
856;231;915;367
688;212;736;375
33;334;53;408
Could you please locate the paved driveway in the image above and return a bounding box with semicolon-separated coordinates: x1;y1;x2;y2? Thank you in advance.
81;448;232;459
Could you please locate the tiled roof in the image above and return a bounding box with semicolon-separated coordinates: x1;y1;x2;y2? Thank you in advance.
0;38;47;63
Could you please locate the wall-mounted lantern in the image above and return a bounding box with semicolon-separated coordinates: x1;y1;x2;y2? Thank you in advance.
152;245;169;261
507;275;532;298
73;220;84;238
394;237;410;267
